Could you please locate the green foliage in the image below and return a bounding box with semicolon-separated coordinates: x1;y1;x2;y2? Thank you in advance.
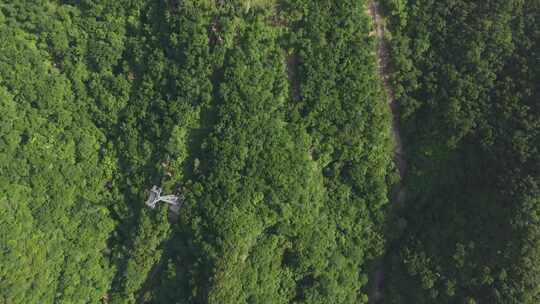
380;0;540;302
6;0;537;303
184;17;329;303
0;2;119;301
0;0;394;303
285;0;393;302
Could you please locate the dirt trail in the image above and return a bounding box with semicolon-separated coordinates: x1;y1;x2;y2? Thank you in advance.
367;1;406;303
286;54;301;101
368;1;406;179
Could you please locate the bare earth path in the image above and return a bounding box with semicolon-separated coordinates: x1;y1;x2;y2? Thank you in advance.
367;1;406;303
368;1;406;179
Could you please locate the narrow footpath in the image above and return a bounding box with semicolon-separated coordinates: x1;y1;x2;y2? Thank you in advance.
367;1;406;303
368;1;406;179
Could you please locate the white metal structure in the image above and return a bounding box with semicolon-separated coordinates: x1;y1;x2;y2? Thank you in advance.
145;185;182;214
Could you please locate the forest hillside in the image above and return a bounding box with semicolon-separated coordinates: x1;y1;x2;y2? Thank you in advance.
0;1;538;303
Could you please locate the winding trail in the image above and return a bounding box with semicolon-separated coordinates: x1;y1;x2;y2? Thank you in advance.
367;1;406;303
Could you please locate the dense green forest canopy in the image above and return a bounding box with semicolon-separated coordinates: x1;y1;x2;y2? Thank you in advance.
0;0;538;303
0;0;392;303
380;0;540;303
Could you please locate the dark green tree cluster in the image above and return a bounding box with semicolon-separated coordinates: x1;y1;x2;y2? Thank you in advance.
107;1;215;302
380;0;540;303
